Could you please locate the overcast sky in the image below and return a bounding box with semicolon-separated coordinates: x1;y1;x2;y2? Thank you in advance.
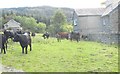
0;0;106;9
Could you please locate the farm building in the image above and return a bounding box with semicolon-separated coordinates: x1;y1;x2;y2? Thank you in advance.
100;0;119;44
73;0;120;44
3;19;22;32
73;8;105;41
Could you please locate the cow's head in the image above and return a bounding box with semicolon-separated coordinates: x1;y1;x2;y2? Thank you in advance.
4;30;14;38
13;34;20;42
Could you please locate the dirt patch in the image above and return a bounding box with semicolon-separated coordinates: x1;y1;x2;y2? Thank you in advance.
0;64;23;72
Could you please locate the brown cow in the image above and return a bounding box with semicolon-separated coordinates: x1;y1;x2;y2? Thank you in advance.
56;32;69;42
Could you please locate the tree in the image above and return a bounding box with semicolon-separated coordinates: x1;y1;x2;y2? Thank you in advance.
61;24;73;32
13;15;38;32
36;22;46;33
52;10;67;33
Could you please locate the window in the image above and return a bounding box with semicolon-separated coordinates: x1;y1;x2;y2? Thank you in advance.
103;20;106;26
74;19;77;26
5;24;8;28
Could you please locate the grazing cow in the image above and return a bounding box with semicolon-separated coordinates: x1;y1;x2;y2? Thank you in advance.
42;32;49;39
31;32;36;37
13;33;32;54
0;34;7;54
70;32;80;42
56;32;69;42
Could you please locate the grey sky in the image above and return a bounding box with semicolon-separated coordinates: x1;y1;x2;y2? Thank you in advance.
0;0;106;9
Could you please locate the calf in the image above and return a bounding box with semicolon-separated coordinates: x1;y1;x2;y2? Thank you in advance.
13;33;32;54
0;34;7;54
81;35;88;40
42;32;49;39
31;32;36;37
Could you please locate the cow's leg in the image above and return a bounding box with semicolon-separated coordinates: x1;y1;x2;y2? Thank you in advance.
60;38;61;42
25;46;28;54
44;36;46;39
1;48;2;53
3;48;6;54
5;42;7;50
77;39;79;42
5;41;7;50
22;47;24;54
78;37;80;42
57;38;59;42
58;38;61;42
3;45;6;54
1;45;3;53
29;44;32;51
67;37;68;40
70;38;72;41
76;37;79;42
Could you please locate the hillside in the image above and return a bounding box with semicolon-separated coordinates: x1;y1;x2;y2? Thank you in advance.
1;6;74;25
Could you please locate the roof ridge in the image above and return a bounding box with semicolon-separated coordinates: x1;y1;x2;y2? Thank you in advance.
75;8;105;16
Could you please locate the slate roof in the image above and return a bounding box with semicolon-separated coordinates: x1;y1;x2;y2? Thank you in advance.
102;0;119;16
75;8;105;16
4;19;21;28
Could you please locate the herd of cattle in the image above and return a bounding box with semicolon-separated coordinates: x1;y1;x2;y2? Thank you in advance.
0;30;87;54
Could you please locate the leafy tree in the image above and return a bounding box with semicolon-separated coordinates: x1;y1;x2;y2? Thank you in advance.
61;24;73;32
36;22;46;33
13;15;47;33
52;10;67;33
47;25;55;36
47;10;73;36
13;16;37;32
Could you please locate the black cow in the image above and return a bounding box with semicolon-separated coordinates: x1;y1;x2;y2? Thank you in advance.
13;33;32;54
81;35;88;40
70;32;80;42
42;32;49;39
31;32;35;37
0;34;7;54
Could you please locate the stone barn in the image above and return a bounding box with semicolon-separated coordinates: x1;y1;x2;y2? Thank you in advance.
73;0;119;44
4;19;22;32
100;0;119;44
73;8;105;41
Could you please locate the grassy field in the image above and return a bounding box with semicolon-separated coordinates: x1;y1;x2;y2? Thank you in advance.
1;34;118;72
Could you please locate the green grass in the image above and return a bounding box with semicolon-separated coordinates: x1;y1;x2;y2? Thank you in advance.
1;34;118;72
